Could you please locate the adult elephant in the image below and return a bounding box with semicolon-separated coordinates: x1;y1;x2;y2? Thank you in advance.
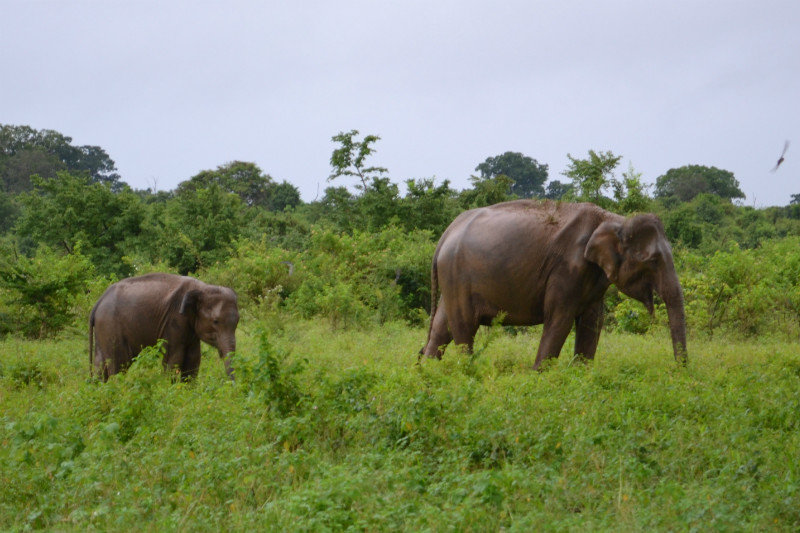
90;273;239;381
421;200;687;369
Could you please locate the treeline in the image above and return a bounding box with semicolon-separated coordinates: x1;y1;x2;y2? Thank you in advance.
2;124;800;340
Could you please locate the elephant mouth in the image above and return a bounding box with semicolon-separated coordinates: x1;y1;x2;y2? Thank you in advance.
619;281;654;314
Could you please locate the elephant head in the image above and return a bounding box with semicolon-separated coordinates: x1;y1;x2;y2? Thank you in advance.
585;214;687;363
180;287;240;379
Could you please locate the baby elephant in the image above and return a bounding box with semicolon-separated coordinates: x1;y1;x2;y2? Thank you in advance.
89;273;239;381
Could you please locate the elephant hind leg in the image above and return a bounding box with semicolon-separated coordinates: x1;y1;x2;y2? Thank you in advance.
93;351;110;381
422;303;453;359
449;305;480;355
93;341;116;381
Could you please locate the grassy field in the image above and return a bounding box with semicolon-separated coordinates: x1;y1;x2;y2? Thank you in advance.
1;319;799;530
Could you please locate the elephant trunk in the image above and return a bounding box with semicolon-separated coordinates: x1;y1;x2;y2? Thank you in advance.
217;337;236;381
656;267;688;364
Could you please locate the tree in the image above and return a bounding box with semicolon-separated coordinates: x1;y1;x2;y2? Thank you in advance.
0;124;122;192
354;177;402;231
662;203;703;248
562;150;622;206
543;180;573;200
458;174;515;209
312;178;402;233
15;172;144;276
0;188;18;233
0;244;95;338
612;163;652;214
315;186;357;232
475;151;549;198
177;161;302;212
0;148;65;193
654;165;744;202
400;178;459;234
266;181;302;212
158;184;245;274
178;161;271;207
328;130;388;190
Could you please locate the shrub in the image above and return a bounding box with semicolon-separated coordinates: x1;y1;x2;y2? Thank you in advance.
236;331;306;416
278;226;435;327
156;184;245;274
0;245;95;337
676;237;800;338
14;173;145;277
203;238;298;307
610;297;652;334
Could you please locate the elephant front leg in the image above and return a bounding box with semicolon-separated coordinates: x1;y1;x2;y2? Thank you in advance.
574;300;604;361
179;345;201;381
163;344;189;381
533;308;575;371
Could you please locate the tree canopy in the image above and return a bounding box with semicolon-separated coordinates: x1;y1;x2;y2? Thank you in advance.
177;161;300;211
5;122;800;288
4;124;800;342
15;172;144;275
562;150;622;207
654;165;745;202
329;130;388;190
474;151;549;198
0;124;121;192
543;180;573;200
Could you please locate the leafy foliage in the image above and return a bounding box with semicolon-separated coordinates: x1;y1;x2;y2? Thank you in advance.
612;163;652;214
458;174;515;209
157;184;245;274
282;226;435;327
655;165;745;202
475;151;549;198
400;178;460;234
238;331;306;416
4;124;800;529
15;173;144;276
562;150;622;206
543;179;573;200
0;123;121;192
1;325;799;530
0;245;95;337
177;161;300;211
328;130;388;190
0;189;18;233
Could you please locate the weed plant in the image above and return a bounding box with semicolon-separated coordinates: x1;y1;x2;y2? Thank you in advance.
1;319;799;530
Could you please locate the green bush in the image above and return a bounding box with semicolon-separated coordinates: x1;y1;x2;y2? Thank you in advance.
155;184;245;274
14;173;144;277
236;331;307;417
677;237;800;338
276;226;435;327
0;245;95;337
203;238;298;307
610;297;652;334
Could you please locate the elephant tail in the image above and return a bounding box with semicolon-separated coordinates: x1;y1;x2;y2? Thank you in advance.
426;248;440;342
88;304;97;379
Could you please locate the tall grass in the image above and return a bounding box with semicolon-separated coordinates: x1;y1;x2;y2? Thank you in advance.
1;321;799;530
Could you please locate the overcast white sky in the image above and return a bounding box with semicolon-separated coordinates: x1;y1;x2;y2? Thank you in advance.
2;1;798;205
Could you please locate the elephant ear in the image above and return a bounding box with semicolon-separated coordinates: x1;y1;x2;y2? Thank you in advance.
584;221;623;282
179;289;202;316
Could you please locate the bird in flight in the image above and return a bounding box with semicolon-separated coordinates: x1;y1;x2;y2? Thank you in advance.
771;140;790;172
